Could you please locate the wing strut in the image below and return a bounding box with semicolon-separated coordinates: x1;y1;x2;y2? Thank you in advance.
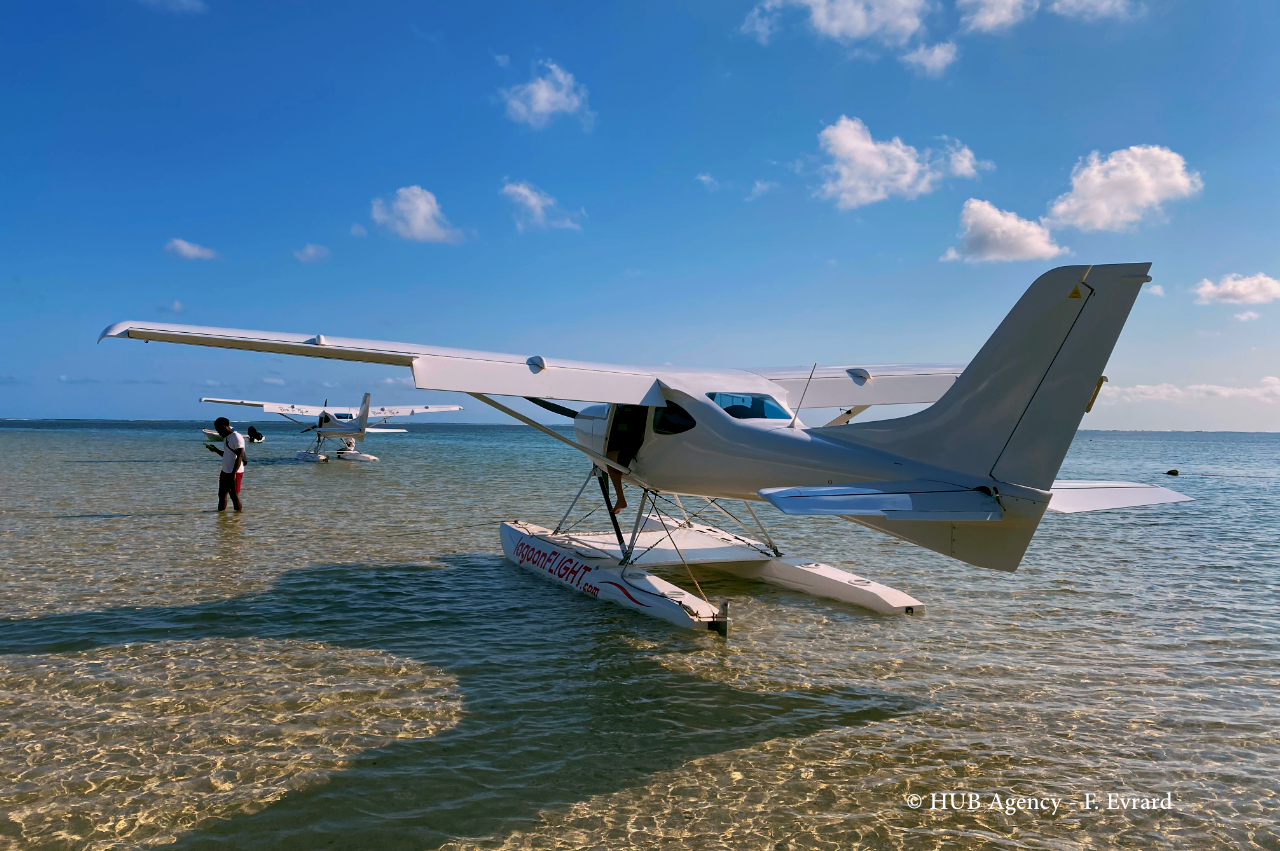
467;394;633;477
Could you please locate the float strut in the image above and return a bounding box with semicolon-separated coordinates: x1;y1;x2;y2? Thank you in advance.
599;472;628;554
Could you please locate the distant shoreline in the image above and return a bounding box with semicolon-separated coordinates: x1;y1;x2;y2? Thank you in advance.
2;418;1276;435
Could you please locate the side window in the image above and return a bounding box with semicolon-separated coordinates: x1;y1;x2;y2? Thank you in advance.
706;392;791;420
653;401;696;435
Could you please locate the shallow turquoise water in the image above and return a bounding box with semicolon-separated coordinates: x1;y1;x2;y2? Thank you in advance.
0;422;1277;850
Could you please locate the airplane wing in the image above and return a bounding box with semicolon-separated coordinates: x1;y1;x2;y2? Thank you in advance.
366;404;464;417
105;321;963;408
747;364;965;409
201;398;331;418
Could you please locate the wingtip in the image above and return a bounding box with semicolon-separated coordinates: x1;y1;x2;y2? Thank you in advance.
98;321;133;343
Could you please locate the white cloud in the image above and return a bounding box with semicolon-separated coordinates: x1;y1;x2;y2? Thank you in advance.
350;223;368;237
696;173;720;191
500;61;593;130
1235;310;1261;322
1101;376;1280;405
943;198;1065;262
944;139;993;178
900;42;958;77
380;376;415;387
1146;284;1165;296
500;181;581;232
958;0;1039;32
371;186;462;243
742;0;928;46
493;53;510;67
165;238;217;260
158;300;184;314
1045;145;1202;232
746;180;779;201
1049;0;1135;21
1194;273;1280;305
135;0;207;13
263;378;285;386
958;0;1130;32
816;116;938;209
293;244;331;264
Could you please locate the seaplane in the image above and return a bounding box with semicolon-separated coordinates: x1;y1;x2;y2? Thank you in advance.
200;394;462;461
101;263;1190;636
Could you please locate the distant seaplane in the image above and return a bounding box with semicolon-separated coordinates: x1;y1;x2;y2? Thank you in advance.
201;394;462;461
103;264;1190;635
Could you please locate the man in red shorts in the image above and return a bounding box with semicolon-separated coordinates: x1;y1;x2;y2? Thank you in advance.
206;417;246;512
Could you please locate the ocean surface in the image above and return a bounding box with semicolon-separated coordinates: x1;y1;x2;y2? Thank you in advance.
0;420;1277;850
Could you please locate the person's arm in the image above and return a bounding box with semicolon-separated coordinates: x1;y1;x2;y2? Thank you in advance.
235;445;247;467
207;444;225;456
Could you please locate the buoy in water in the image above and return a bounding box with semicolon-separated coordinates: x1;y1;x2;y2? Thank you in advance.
1165;469;1179;476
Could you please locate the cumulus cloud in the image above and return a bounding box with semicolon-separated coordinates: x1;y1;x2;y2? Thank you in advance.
742;0;927;46
500;181;581;232
371;186;462;243
1050;0;1135;21
135;0;207;13
696;173;720;191
942;198;1065;262
500;61;593;130
1146;284;1165;296
1101;376;1280;405
746;180;779;201
958;0;1039;32
900;42;958;77
1194;273;1280;305
816;117;983;209
1045;145;1202;232
293;244;331;264
493;53;510;67
165;238;217;260
1235;310;1261;322
350;223;368;237
959;0;1131;31
945;139;993;178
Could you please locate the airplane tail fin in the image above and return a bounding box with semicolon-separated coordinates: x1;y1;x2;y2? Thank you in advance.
353;393;371;441
818;263;1150;570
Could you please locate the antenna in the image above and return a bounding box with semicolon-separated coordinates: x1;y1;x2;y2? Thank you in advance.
789;363;817;429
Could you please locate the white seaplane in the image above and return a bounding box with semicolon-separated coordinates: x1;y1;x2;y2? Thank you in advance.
101;263;1189;636
201;394;462;461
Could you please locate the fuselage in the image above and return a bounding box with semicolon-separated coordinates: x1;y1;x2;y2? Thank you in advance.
574;389;981;501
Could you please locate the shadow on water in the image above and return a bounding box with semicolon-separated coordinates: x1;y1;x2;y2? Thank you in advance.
0;555;919;850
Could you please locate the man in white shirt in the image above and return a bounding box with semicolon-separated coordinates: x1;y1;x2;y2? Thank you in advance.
207;417;246;512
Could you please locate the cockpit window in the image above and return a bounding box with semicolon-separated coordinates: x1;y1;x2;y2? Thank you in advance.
653;401;697;435
706;392;791;420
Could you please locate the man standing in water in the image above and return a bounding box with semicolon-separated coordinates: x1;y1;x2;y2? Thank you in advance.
206;416;246;512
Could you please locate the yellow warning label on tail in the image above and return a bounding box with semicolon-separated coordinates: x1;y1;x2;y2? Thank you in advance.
1068;286;1082;298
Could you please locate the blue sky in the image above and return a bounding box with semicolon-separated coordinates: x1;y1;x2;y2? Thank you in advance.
2;0;1278;429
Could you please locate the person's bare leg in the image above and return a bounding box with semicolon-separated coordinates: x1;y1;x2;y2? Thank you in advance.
608;466;627;515
218;473;231;512
229;483;243;512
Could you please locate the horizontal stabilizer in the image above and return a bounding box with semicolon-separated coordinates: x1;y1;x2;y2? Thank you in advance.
1048;481;1192;513
760;480;1003;522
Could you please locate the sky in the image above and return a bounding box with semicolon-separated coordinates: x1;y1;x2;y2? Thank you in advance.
2;0;1279;430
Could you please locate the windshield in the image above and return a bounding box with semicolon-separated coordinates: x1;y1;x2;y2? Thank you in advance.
706;392;791;420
